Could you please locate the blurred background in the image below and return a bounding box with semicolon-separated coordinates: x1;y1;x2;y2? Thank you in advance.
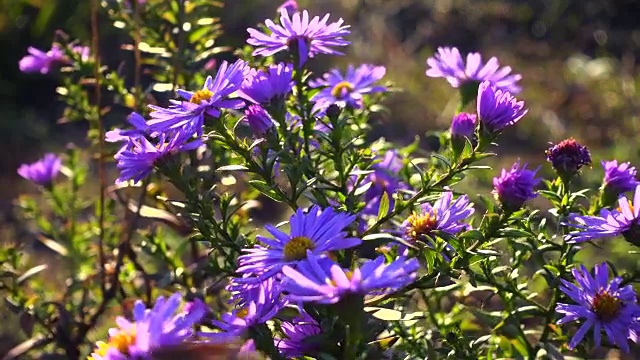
1;0;640;356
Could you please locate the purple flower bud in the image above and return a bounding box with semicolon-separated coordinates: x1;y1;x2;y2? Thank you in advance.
492;161;541;212
477;81;527;133
182;298;209;317
545;138;591;179
278;0;298;16
450;112;477;138
244;105;276;137
19;45;66;74
601;160;639;195
17;153;62;186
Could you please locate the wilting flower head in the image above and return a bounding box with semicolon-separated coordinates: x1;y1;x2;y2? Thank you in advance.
403;192;475;242
545;138;592;179
17;153;62;186
310;64;386;114
147;60;247;138
278;0;298;16
88;293;205;360
282;254;419;304
244;105;276;137
601;160;639;196
236;205;361;281
19;44;66;74
204;278;283;338
555;263;640;352
275;311;321;358
477;81;527;133
105;112;150;143
425;47;522;94
450;112;477;138
492;161;541;212
239;63;294;106
114;132;202;184
247;10;350;66
564;185;640;246
359;150;407;217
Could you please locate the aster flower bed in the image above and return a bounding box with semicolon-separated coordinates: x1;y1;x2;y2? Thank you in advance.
4;1;640;359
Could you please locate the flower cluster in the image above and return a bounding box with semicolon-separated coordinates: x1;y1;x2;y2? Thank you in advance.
14;1;640;359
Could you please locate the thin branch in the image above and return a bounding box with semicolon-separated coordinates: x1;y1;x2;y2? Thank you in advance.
91;0;107;295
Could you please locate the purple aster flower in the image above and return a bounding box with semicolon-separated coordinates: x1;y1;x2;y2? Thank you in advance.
601;160;639;196
247;10;350;66
450;112;477;138
564;185;640;246
19;44;67;74
492;161;541;212
236;205;362;281
203;278;284;338
556;263;640;352
425;46;522;94
244;105;276;137
358;150;407;217
17;153;62;187
545;138;592;179
310;64;386;114
114;132;202;184
88;293;205;360
278;0;298;15
477;80;527;133
105;112;150;143
275;310;321;357
403;192;475;242
147;60;247;138
238;63;294;106
281;254;419;304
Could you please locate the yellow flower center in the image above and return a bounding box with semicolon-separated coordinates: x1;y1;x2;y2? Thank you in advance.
592;290;621;321
88;327;136;359
190;89;213;104
331;81;355;98
405;210;438;240
283;236;316;261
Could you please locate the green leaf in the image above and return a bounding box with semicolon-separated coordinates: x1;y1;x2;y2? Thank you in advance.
17;265;48;285
377;192;390;220
216;165;249;172
248;180;282;202
432;153;451;168
364;307;402;321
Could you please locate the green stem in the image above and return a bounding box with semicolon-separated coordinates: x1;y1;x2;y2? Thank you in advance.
293;67;311;157
338;295;365;360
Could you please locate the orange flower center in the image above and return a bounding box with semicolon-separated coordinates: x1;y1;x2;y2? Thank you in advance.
405;210;438;240
592;290;621;321
190;89;213;104
617;199;634;214
331;81;355;98
88;326;136;359
236;307;249;319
